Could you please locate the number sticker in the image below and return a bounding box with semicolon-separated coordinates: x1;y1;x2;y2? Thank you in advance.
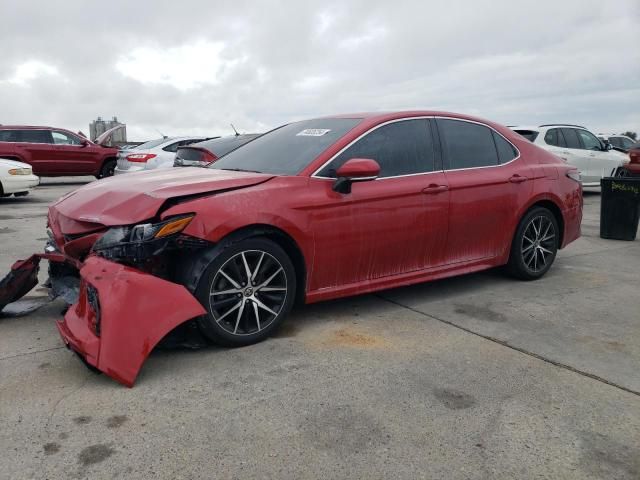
296;129;331;137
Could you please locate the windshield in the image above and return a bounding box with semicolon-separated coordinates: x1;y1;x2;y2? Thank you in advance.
210;118;362;175
135;138;173;150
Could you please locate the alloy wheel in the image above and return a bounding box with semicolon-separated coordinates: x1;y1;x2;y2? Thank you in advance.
208;250;287;336
521;215;556;273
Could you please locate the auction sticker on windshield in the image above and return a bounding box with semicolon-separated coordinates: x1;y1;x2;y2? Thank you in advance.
296;129;331;136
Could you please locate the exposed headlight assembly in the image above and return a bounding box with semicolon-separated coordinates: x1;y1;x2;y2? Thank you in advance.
92;214;195;262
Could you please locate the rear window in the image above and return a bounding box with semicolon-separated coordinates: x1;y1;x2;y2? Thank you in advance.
561;128;581;149
135;138;172;150
493;131;518;163
0;129;52;143
514;130;539;142
211;118;362;175
194;135;261;158
438;119;499;169
20;130;52;143
0;130;20;142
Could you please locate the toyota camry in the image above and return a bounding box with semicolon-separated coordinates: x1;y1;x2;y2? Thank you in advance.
0;111;583;386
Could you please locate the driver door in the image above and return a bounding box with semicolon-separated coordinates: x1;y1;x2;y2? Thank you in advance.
51;130;96;175
575;129;617;182
307;118;450;291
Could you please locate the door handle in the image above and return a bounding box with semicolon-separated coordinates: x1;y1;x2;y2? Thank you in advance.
422;184;449;194
509;175;528;184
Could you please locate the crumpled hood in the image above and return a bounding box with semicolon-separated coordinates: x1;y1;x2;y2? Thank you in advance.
51;168;274;228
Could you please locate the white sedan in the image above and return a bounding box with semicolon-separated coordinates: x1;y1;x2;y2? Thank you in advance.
0;158;39;197
114;136;210;175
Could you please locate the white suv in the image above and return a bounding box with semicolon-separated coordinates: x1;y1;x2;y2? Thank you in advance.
115;136;210;175
510;124;629;186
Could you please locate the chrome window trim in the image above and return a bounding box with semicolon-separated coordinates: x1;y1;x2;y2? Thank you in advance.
433;116;521;173
310;115;521;180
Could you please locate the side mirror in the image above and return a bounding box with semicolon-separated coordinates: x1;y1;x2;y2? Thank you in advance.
332;158;380;194
80;139;89;147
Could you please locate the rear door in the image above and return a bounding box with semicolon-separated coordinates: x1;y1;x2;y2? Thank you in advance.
51;130;97;174
14;129;55;174
308;118;450;289
436;118;530;263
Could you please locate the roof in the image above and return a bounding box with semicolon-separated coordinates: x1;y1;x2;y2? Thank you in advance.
0;125;58;130
510;124;589;131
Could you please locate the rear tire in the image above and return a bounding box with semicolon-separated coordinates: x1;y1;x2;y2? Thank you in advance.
98;159;116;178
507;207;559;280
194;238;296;347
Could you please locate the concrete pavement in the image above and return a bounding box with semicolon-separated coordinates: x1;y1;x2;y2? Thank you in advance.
0;179;638;479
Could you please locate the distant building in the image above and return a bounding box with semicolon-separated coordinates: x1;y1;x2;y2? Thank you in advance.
89;116;127;145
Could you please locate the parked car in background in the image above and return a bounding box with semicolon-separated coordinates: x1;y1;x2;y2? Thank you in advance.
0;158;39;196
0;126;119;178
627;142;640;176
114;136;212;175
598;134;637;152
510;124;630;186
174;134;261;167
16;111;582;386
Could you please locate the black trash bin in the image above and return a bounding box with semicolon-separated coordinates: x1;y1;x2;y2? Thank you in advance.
600;177;640;240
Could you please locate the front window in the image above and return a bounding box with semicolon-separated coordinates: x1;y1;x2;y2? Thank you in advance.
211;118;362;175
52;130;82;145
317;119;436;178
576;130;602;151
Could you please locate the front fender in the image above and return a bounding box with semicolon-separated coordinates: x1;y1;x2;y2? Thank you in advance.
57;256;206;387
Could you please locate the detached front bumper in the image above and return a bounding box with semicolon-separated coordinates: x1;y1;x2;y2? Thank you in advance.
57;256;206;387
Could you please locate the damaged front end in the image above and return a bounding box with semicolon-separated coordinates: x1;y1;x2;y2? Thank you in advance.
1;210;213;387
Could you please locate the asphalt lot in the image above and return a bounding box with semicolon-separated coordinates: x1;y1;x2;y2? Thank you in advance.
0;178;639;480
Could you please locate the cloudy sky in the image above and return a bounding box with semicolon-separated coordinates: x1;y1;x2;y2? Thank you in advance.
1;0;638;141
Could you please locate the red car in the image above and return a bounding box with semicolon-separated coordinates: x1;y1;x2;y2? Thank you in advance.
0;125;119;177
1;111;582;386
627;142;640;175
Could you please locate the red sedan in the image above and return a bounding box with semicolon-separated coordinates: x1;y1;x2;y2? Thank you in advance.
2;111;583;386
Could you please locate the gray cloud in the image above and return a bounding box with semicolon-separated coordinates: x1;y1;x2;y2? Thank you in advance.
0;0;638;140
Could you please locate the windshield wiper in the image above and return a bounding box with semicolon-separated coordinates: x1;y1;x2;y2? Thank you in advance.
218;168;262;173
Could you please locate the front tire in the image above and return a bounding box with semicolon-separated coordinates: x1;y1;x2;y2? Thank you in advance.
507;207;559;280
194;238;296;347
98;159;116;178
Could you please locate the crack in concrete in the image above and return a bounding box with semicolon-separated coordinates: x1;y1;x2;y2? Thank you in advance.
0;346;66;362
376;294;640;397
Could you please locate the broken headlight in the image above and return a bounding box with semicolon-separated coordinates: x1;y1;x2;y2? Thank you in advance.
92;214;195;262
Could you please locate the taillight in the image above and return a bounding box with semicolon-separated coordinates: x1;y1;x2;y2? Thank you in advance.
126;153;157;163
630;151;639;164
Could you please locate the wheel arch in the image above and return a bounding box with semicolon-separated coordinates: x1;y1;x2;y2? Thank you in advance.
177;223;308;306
98;155;117;176
516;198;565;249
